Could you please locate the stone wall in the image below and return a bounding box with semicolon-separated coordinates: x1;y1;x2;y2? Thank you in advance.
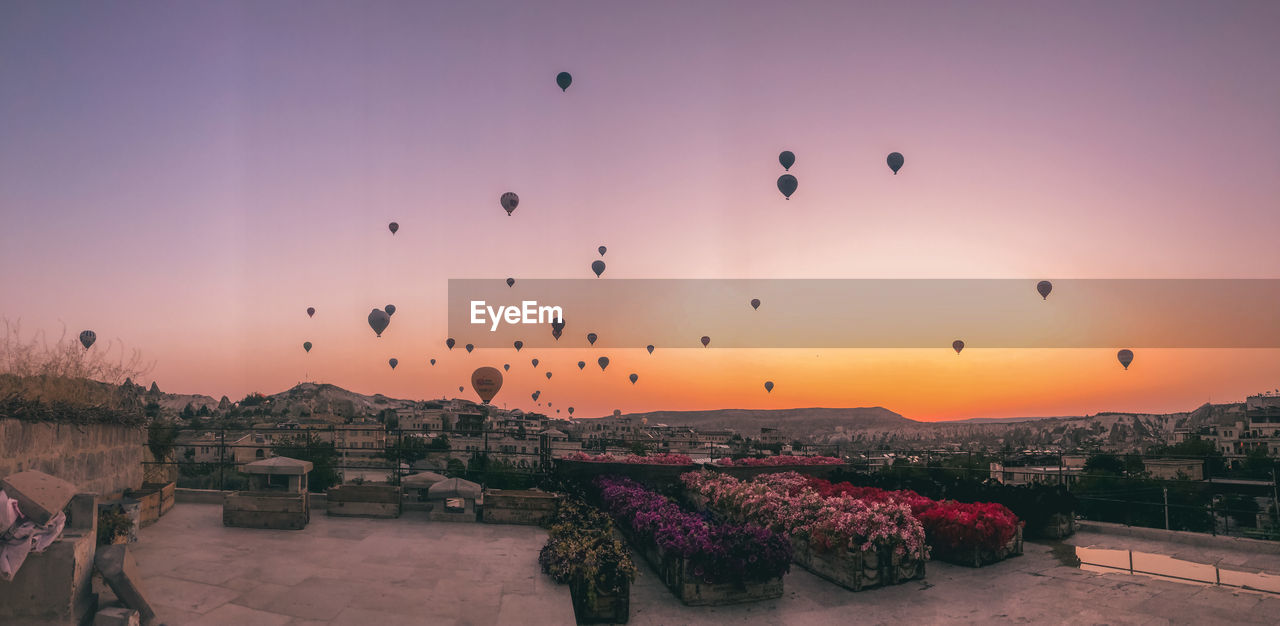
0;418;144;497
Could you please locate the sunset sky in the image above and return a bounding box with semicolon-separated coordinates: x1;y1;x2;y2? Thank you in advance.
3;1;1280;420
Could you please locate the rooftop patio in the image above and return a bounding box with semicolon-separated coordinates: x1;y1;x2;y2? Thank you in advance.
120;503;1280;625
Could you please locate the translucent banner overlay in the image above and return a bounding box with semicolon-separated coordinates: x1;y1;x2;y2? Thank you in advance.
447;279;1280;349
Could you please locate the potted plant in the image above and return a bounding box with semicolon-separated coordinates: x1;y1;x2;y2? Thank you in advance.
539;499;636;624
97;508;133;546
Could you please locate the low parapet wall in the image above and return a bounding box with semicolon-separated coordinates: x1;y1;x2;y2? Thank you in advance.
0;418;143;497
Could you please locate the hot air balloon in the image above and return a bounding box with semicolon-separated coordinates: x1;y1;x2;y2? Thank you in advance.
598;357;609;371
546;372;553;380
1037;281;1053;300
952;340;964;354
750;298;760;310
79;330;96;350
388;358;398;370
887;152;904;175
531;391;540;401
531;358;540;368
368;309;390;337
587;333;597;346
500;192;519;216
552;328;562;340
548;402;552;407
306;307;315;318
503;363;510;371
507;278;515;288
471;366;503;403
700;336;710;348
568;407;575;415
629;373;638;384
777;174;797;199
446;338;456;350
764;381;774;393
591;260;605;278
598;246;607;256
459;386;465;393
514;340;523;351
388;222;399;234
779;151;795;171
646;345;654;354
430;359;436;366
303;342;312;353
465;344;474;353
1117;349;1134;370
551;318;565;333
556;72;572;91
385;304;396;317
577;361;586;370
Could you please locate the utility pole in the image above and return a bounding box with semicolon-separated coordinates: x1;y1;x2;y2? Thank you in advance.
1272;468;1279;528
1163;486;1170;530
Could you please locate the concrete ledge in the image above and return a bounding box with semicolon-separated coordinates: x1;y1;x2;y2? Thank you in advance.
1075;520;1280;555
177;488;327;506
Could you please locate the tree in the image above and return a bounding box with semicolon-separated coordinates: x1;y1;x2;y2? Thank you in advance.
181;403;195;419
1084;453;1126;476
271;433;340;492
240;392;266;407
146;419;178;463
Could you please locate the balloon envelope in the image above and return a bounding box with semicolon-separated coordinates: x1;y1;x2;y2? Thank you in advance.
388;222;399;234
1117;349;1134;370
531;358;539;367
779;151;795;171
514;340;523;351
385;304;396;317
953;340;964;354
79;330;96;350
568;407;575;415
465;344;474;353
500;192;519;216
577;361;586;370
388;358;398;370
546;372;553;379
303;342;312;353
446;338;456;349
764;381;774;393
646;345;654;354
587;333;597;345
750;298;760;310
552;328;562;340
471;366;504;403
503;364;510;371
598;246;607;256
598;357;609;371
306;307;315;318
777;174;798;199
591;260;606;277
700;336;710;347
430;359;436;365
629;373;638;384
506;278;515;287
1037;281;1053;300
368;309;390;337
556;72;572;91
887;152;904;174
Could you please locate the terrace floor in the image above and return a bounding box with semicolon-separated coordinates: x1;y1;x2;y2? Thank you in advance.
122;504;1280;625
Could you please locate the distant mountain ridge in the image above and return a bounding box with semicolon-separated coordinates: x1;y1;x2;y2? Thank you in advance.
620;407;914;432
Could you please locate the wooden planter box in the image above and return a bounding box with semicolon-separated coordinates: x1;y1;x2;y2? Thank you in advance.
1030;513;1076;539
569;577;630;624
128;482;176;527
790;536;926;591
620;527;783;606
931;526;1024;568
705;463;848;481
556;460;699;487
482;489;561;525
327;484;401;518
223;491;310;530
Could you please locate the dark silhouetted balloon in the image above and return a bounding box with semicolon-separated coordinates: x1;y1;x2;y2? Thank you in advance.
777;174;798;199
750;298;761;310
598;246;607;256
459;386;464;392
556;72;572;91
700;336;710;348
1117;349;1134;370
430;359;436;366
1037;281;1053;300
531;358;539;368
587;333;597;346
953;340;964;354
779;151;795;171
568;407;575;415
551;318;565;333
503;363;510;371
598;357;609;371
629;373;638;384
500;192;519;216
577;361;586;370
507;278;515;288
531;390;540;401
465;344;474;353
514;340;523;351
545;372;552;379
764;381;774;393
385;304;396;317
552;328;562;340
79;330;96;350
471;366;503;404
388;222;399;234
887;152;904;175
368;309;390;337
591;260;606;277
306;307;315;318
446;338;456;349
388;358;398;370
303;342;312;353
646;345;654;354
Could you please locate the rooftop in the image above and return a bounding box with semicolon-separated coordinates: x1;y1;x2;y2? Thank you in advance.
121;504;1280;625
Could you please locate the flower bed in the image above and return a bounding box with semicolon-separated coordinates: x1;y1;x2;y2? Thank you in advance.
708;456;848;480
539;498;635;624
557;454;698;485
595;476;790;606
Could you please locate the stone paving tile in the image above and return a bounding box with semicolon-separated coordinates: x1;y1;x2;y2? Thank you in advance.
185;602;293;626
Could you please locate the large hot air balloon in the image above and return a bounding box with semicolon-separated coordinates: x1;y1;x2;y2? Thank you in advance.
507;278;515;288
629;373;638;384
750;298;760;310
388;222;399;234
465;344;474;353
764;381;774;393
598;357;609;371
368;309;390;337
598;246;607;256
886;152;904;175
503;363;510;371
779;151;795;171
500;192;519;216
556;72;572;92
546;372;553;380
646;345;654;354
388;358;398;370
385;304;396;317
471;366;503;403
79;330;96;350
303;342;312;353
514;340;523;352
577;361;586;370
430;359;436;366
700;336;710;348
591;260;606;278
531;358;540;368
1037;281;1053;300
1117;349;1134;370
587;333;597;346
777;174;797;199
446;338;456;350
952;340;964;354
306;307;315;318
